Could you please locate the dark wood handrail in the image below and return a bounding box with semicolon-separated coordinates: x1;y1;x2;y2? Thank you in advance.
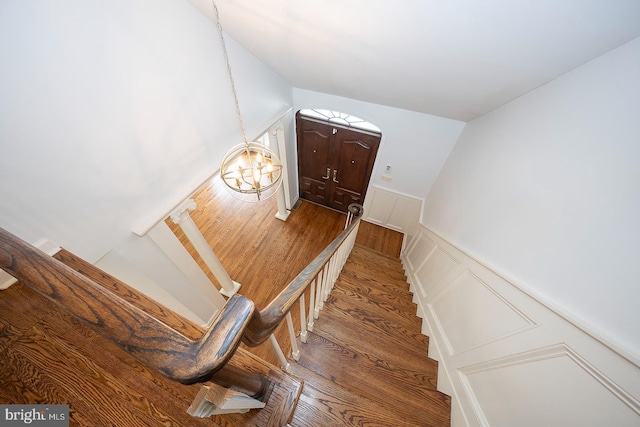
241;205;363;347
0;227;268;397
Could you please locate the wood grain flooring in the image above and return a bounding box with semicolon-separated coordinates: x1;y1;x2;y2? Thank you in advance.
168;178;347;366
0;176;450;426
168;178;347;310
287;245;450;427
0;252;301;426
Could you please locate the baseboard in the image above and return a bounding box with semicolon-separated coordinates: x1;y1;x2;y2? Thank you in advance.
404;252;469;427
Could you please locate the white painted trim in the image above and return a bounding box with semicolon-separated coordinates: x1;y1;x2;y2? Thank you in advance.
170;199;240;298
274;209;291;222
362;185;421;233
147;221;226;314
426;226;640;368
96;250;207;326
403;224;640;427
254;107;293;149
32;238;62;256
368;184;422;202
0;271;16;290
274;175;290;221
187;383;266;417
271;119;294;210
132;107;293;237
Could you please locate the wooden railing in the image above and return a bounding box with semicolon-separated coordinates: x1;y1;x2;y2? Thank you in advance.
241;204;363;369
0;227;268;398
0;204;363;405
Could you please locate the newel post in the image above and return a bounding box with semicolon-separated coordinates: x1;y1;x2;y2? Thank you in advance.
170;200;241;298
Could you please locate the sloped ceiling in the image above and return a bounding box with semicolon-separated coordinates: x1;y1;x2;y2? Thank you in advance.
187;0;640;122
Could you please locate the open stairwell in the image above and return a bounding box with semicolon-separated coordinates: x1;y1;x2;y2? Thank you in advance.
286;244;450;427
0;220;450;426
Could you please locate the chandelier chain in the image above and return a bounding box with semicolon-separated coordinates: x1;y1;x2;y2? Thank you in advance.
212;0;248;144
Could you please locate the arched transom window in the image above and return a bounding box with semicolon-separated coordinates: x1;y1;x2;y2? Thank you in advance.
299;109;381;133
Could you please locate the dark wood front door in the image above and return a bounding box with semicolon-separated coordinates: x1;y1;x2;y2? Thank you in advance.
296;112;381;212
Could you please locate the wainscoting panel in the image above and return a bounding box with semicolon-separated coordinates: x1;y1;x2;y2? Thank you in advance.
362;186;421;233
462;345;640;427
401;224;640;427
404;232;436;275
414;246;462;300
429;271;536;356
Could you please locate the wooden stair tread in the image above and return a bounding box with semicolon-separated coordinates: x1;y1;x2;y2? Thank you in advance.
301;328;436;393
287;243;450;426
337;272;416;311
351;252;406;283
354;221;404;260
352;243;407;268
296;331;450;427
318;294;429;349
312;303;435;379
327;286;423;332
288;362;422;427
347;245;408;281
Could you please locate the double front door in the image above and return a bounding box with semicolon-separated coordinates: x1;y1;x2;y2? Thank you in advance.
296;112;381;213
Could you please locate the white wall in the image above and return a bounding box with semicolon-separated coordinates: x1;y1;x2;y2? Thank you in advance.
403;225;640;427
0;0;291;322
0;0;291;262
292;89;465;201
422;37;640;361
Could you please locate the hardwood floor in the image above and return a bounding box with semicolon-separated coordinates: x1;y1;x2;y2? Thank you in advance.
168;177;347;310
288;246;450;426
0;277;301;427
168;177;353;366
0;176;449;426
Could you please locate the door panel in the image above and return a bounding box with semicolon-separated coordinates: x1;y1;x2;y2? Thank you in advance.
300;177;329;203
297;113;381;212
329;129;379;210
297;119;332;205
329;187;361;212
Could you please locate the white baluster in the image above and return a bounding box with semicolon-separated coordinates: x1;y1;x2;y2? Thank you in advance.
268;334;290;372
308;278;316;330
286;312;300;361
299;294;308;343
316;266;326;313
325;255;335;301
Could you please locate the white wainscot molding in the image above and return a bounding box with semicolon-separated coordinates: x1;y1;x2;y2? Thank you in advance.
401;225;640;427
362;186;421;234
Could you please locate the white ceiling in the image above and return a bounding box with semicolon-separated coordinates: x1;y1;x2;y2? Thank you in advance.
187;0;640;122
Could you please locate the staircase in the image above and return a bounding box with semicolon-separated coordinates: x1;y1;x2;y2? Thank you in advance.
286;244;450;427
0;226;450;426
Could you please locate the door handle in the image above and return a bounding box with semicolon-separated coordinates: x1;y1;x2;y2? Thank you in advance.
333;169;339;183
321;167;330;180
